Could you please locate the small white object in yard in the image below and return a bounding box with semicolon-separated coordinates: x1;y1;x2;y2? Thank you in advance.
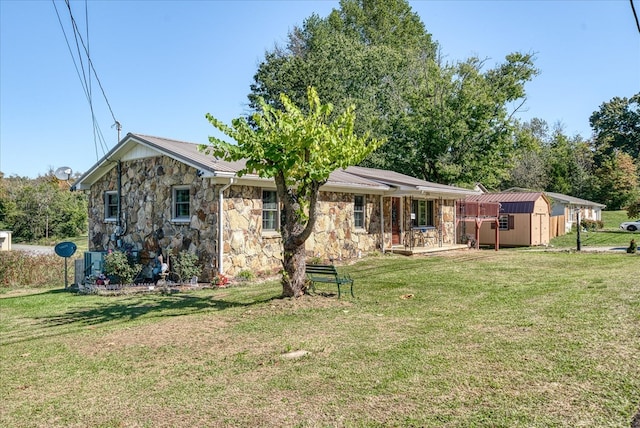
281;350;310;360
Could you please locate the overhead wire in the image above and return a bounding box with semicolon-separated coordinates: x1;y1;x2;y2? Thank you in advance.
631;0;640;34
64;0;110;157
51;0;119;159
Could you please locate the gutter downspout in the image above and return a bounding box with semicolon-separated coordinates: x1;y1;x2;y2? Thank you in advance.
217;178;235;274
117;161;122;232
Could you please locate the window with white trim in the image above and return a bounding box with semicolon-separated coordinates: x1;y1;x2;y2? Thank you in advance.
262;190;279;231
354;195;365;229
411;200;434;227
104;191;118;221
172;186;190;221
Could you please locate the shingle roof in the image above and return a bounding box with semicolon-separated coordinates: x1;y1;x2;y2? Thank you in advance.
72;133;478;198
544;191;606;208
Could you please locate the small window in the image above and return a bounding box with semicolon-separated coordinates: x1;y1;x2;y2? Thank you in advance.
494;215;514;231
354;195;365;229
173;187;190;220
411;200;434;227
262;190;279;231
104;191;118;221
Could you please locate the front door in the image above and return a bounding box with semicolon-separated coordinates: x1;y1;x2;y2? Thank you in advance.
391;198;401;245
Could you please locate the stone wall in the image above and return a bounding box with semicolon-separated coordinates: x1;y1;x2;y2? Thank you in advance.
222;187;383;276
87;155;459;280
88;156;219;282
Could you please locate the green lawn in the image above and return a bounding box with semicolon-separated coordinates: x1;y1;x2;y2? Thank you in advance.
1;250;638;427
549;210;639;249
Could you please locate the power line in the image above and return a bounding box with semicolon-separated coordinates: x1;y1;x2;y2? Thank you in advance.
632;0;640;34
51;0;119;159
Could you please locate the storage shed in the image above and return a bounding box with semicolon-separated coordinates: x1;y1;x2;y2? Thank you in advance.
464;192;551;247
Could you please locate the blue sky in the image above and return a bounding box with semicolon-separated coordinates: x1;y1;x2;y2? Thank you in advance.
1;0;638;178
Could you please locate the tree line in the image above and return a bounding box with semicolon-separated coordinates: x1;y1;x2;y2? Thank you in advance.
0;170;88;243
248;0;639;211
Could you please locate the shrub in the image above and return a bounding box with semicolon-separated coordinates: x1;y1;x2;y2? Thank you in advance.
580;219;604;231
236;270;255;282
173;251;201;283
103;251;140;284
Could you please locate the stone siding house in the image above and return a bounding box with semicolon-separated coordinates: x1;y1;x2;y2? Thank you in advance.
73;133;478;281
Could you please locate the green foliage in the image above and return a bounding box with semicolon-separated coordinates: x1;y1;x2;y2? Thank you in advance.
204;87;382;297
627;199;640;218
205;86;382;222
103;251;140;285
235;270;256;282
592;152;639;210
173;250;201;282
0;172;88;242
589;92;640;161
580;219;603;231
249;0;538;188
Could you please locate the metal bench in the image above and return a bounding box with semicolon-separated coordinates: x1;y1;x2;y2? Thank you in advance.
305;264;354;298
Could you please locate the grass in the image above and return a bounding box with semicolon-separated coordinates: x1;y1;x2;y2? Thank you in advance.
1;250;639;427
549;210;639;249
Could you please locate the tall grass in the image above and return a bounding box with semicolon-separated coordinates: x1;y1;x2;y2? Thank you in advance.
0;252;70;288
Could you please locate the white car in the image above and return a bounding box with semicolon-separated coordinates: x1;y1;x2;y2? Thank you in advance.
620;219;640;232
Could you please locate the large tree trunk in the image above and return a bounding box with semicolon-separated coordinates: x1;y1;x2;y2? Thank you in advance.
275;172;322;298
281;241;307;298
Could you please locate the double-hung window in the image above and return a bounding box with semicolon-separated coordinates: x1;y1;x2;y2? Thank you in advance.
104;191;118;221
173;186;190;221
354;195;365;229
262;190;279;231
411;200;434;227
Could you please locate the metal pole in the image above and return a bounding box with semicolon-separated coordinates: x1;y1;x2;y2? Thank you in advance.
576;211;581;251
64;257;68;289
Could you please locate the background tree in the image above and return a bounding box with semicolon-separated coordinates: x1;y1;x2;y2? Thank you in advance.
591;152;639;211
390;53;537;187
250;0;537;188
204;87;383;297
589;93;640;162
0;171;87;242
501;119;549;190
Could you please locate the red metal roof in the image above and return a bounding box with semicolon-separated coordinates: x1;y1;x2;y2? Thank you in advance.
466;192;545;203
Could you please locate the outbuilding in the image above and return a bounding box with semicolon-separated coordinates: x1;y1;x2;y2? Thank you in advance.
463;192;551;247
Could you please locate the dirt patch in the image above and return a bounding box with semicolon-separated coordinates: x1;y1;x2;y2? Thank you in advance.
632;406;640;428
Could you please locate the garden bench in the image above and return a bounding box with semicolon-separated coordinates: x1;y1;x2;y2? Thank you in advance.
305;264;354;298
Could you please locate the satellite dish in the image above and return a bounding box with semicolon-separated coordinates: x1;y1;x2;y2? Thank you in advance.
54;166;73;181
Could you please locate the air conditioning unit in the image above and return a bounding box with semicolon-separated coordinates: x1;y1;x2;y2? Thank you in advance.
84;251;106;278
